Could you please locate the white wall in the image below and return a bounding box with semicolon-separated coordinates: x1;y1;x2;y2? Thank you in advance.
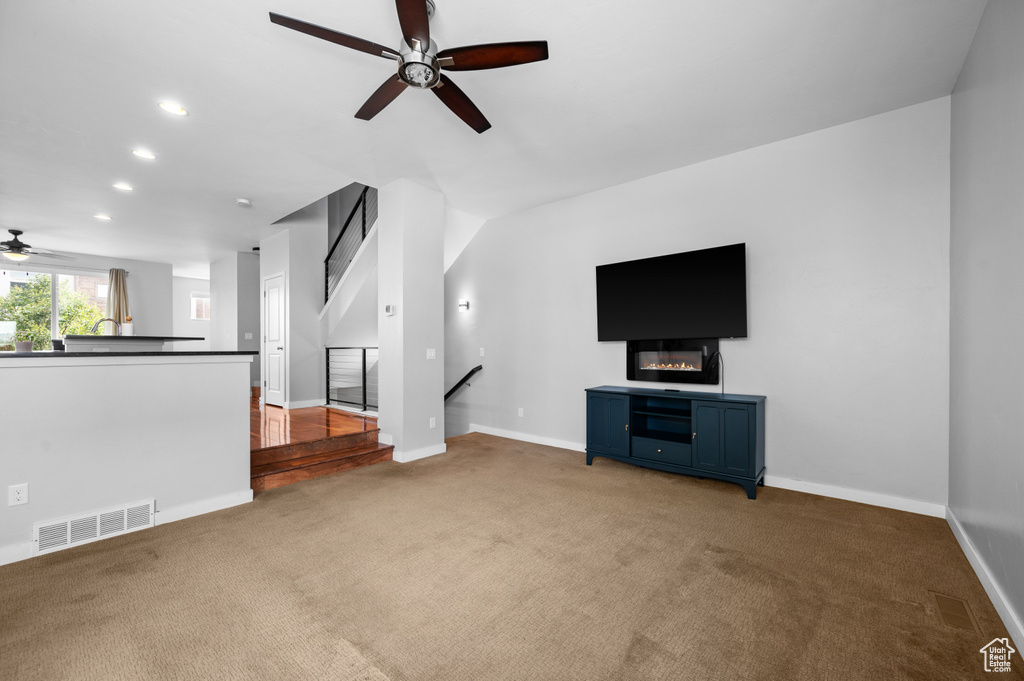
210;254;238;351
0;354;252;560
259;199;328;408
211;252;260;383
237;252;261;385
322;226;379;349
378;179;446;461
443;205;486;273
445;98;951;507
171;276;211;351
949;0;1024;645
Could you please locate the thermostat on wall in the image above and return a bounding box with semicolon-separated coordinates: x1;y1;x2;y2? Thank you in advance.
384;304;395;316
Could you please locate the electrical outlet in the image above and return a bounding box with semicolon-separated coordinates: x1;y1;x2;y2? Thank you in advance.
8;483;28;506
244;332;253;340
429;417;436;429
518;407;524;417
426;348;436;360
480;347;485;357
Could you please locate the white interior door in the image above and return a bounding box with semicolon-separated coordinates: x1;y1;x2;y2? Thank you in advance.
263;274;285;407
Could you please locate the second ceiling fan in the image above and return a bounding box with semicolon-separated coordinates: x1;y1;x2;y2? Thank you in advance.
270;0;549;133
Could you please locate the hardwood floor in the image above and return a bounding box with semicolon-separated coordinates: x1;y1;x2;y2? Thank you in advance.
251;401;378;450
250;401;392;493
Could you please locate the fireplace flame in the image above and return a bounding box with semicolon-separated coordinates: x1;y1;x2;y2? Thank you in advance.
642;362;699;371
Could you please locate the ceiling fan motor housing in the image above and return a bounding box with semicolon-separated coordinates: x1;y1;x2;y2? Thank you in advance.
398;38;441;88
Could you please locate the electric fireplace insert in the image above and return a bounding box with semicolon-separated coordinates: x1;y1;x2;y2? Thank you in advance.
626;339;720;384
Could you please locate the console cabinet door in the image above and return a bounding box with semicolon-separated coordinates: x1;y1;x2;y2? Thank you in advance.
586;393;630;457
723;407;752;474
693;403;722;470
693;401;753;475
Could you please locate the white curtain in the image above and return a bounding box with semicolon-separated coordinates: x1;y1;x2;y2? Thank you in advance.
107;268;130;335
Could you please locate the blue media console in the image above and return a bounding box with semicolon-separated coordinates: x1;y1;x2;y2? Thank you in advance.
585;386;766;498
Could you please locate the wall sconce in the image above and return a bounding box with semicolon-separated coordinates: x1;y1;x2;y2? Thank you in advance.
458;299;470;311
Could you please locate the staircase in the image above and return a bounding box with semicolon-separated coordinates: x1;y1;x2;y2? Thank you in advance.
250;425;393;494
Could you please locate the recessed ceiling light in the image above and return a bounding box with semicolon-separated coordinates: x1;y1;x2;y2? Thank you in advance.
236;198;252;207
113;182;133;192
132;149;156;160
159;101;189;116
93;214;112;221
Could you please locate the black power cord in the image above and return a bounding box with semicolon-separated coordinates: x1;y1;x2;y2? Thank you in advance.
708;350;725;396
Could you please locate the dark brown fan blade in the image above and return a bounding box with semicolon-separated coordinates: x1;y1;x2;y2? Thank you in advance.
431;74;491;134
437;41;549;71
269;13;399;60
395;0;430;49
355;75;409;121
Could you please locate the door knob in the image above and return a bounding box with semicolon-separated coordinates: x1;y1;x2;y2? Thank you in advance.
276;346;283;350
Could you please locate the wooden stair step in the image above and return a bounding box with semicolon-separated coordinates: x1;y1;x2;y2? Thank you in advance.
251;429;378;467
250;442;393;494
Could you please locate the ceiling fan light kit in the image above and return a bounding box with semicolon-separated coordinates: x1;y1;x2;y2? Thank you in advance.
398;39;441;88
269;0;549;133
1;230;75;262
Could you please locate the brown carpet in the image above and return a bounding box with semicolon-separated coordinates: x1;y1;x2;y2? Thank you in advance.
1;432;1018;681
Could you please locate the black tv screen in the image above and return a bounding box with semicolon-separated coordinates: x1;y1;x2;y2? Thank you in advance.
596;243;747;341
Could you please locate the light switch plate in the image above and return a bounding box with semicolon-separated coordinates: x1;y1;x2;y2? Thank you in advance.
480;347;485;357
426;348;436;360
244;332;253;340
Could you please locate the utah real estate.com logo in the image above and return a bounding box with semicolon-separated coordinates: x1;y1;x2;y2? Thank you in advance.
980;638;1016;673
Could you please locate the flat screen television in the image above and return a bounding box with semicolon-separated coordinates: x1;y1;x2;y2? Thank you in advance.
596;243;747;341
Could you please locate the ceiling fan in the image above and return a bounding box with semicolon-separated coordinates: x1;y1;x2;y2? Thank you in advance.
1;230;75;262
269;0;549;133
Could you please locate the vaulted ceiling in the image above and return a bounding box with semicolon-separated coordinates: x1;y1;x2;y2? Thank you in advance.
0;0;987;277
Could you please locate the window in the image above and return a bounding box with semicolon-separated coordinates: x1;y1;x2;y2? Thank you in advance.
0;268;108;351
191;292;210;320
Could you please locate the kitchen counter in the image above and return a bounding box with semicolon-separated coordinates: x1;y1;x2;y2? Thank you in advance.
1;350;256;358
62;334;207;352
62;335;207;341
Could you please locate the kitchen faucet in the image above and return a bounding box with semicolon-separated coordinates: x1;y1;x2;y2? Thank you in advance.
90;318;121;334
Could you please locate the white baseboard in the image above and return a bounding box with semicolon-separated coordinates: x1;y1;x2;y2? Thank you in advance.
459;427;943;518
326;404;378;417
283;399;324;409
468;424;585;453
764;475;946;518
393;442;447;463
0;541;32;566
155;489;253;526
947;508;1023;648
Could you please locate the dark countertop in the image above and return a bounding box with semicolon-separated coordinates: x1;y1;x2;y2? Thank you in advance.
1;351;258;358
63;335;207;341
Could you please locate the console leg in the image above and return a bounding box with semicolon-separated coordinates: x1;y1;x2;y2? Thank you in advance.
586;453;594;466
745;482;757;500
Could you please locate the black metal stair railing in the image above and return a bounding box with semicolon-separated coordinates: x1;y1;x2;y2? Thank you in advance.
326;347;379;411
445;365;483;401
325;186;378;303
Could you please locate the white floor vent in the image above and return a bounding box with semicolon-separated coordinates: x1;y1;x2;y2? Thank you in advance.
32;499;155;556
